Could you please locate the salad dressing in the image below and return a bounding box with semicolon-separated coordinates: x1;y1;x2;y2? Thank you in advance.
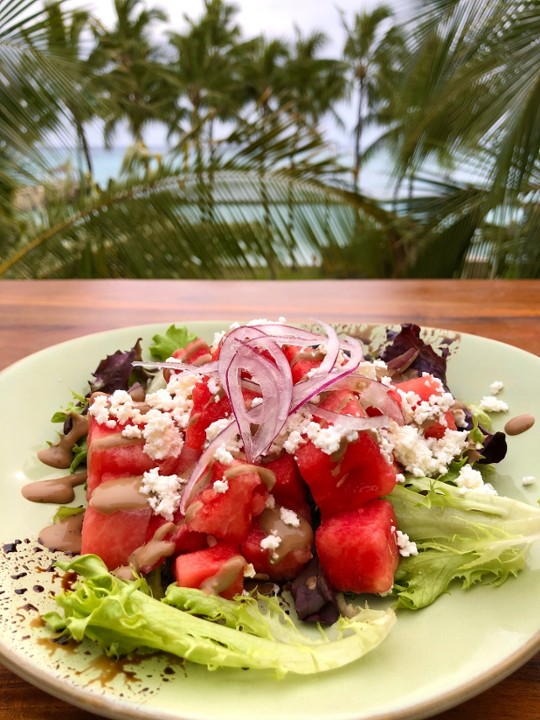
89;476;148;514
89;434;144;451
39;512;84;554
223;463;276;490
200;555;246;595
38;412;89;469
128;521;177;574
22;472;87;504
258;507;314;563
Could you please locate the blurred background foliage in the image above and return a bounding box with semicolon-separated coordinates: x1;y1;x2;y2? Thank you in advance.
0;0;538;280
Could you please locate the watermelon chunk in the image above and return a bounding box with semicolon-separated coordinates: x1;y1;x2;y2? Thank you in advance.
315;499;399;594
240;505;314;581
174;543;246;599
186;461;268;543
262;452;310;516
394;374;457;438
81;505;153;571
295;431;397;517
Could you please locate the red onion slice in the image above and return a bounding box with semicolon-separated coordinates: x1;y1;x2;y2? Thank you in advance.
290;335;364;412
224;341;292;461
179;419;238;514
305;403;391;431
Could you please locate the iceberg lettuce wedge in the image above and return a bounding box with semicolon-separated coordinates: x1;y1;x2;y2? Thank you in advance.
44;555;395;677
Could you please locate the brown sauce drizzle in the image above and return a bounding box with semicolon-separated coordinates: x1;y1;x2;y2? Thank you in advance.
89;476;148;514
504;413;536;436
89;434;144;451
258;507;314;564
38;513;84;554
200;556;246;595
223;463;276;490
22;471;87;504
38;413;89;469
128;522;177;575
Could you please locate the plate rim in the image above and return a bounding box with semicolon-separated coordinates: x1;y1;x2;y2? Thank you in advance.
1;319;539;720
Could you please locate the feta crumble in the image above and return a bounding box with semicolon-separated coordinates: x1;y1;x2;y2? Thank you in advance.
489;380;504;395
260;531;282;552
141;468;184;520
456;465;497;495
522;475;536;487
395;529;418;557
478;396;509;413
212;478;229;493
279;507;300;527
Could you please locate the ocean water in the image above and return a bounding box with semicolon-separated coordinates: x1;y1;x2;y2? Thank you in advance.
43;145;396;198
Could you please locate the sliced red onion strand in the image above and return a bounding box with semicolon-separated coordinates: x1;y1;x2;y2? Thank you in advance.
223;339;292;461
179;419;238;514
290;335;364;413
304;403;391;431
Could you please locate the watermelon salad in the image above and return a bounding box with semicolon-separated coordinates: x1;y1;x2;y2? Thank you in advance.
35;319;540;676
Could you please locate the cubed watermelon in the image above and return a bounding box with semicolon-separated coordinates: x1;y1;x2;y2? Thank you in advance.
186;461;268;543
315;499;399;594
295;431;397;517
240;505;314;581
81;505;153;570
174;543;246;599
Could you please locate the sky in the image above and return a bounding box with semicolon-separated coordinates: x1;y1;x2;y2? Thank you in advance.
62;0;408;155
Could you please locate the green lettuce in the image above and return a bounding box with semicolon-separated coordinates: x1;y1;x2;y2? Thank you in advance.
44;555;395;677
390;477;540;609
149;325;197;361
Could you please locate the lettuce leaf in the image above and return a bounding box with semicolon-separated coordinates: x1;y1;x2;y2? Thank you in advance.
149;325;197;361
44;555;395;677
390;477;540;609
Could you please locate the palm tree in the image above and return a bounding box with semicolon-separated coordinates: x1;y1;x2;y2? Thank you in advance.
41;2;97;176
278;27;347;265
0;0;88;239
340;5;407;189
90;0;171;147
168;0;248;169
387;0;540;277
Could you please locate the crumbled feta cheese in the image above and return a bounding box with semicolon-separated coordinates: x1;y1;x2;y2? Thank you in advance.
207;377;220;395
89;394;110;424
522;475;536;487
279;507;300;527
142;408;183;460
489;380;504;395
205;418;232;442
141;468;184;520
243;563;256;578
395;529;418;557
377;422;469;478
456;464;498;495
260;532;282;551
304;420;358;456
213;444;234;465
478;396;509;413
121;424;143;439
212;478;229;493
265;494;276;509
396;472;406;483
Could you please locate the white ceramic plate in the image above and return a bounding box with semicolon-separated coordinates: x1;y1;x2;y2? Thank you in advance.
1;322;539;720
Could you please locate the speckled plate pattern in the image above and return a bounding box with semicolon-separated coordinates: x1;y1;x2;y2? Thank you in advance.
0;322;539;720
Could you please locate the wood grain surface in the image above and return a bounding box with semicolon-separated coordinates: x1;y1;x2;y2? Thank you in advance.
0;279;539;720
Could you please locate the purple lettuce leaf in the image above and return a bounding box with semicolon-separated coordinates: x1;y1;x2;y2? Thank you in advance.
381;324;449;385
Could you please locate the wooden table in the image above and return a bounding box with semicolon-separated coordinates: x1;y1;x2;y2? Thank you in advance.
0;278;539;720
